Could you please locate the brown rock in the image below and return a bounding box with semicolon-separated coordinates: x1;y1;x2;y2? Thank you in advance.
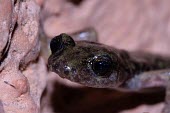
0;0;16;63
0;0;46;113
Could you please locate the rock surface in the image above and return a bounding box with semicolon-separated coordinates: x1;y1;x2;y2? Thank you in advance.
0;0;46;113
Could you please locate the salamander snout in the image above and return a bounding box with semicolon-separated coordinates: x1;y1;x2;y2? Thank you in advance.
50;33;75;54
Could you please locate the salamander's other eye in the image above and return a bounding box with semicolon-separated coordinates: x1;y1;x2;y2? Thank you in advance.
90;55;115;77
50;33;75;54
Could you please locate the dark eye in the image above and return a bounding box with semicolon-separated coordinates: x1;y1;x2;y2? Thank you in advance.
50;33;75;54
90;55;115;77
50;35;63;54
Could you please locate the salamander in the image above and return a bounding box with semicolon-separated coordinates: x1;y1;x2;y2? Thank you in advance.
47;31;170;113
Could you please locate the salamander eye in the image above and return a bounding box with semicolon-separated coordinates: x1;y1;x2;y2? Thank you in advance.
50;33;75;54
90;55;115;77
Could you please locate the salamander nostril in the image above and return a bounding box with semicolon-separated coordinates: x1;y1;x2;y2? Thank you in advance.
50;33;75;54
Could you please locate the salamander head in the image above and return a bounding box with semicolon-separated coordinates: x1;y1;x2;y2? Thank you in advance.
48;33;127;88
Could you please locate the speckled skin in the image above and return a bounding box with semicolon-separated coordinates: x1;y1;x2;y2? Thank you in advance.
48;33;170;89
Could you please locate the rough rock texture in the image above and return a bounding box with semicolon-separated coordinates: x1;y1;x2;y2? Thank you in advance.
0;0;14;61
0;0;46;113
39;0;170;113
